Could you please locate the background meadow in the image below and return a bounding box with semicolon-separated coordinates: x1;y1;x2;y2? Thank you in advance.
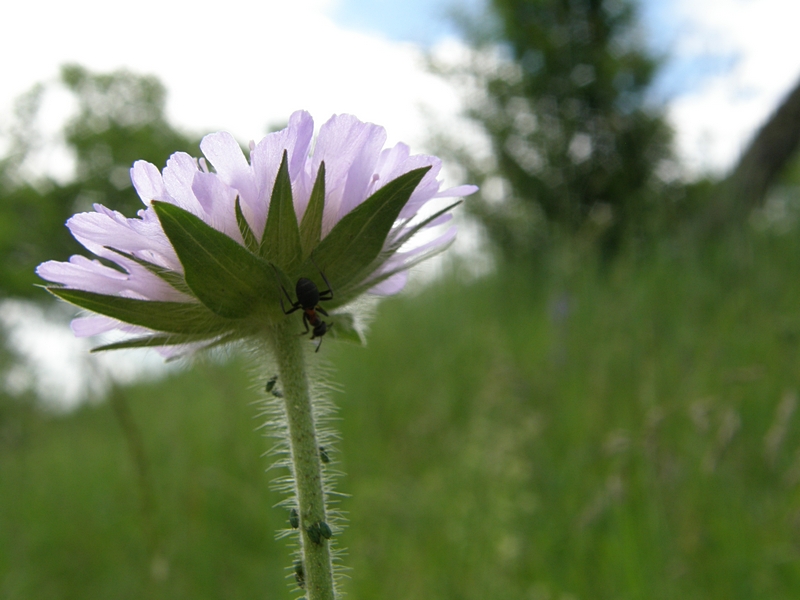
5;228;800;599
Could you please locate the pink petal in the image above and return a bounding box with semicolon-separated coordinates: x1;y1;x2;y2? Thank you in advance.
71;315;121;337
250;110;316;234
200;132;259;217
162;153;204;217
131;161;169;205
368;271;408;296
313;114;387;236
435;184;479;198
191;172;241;242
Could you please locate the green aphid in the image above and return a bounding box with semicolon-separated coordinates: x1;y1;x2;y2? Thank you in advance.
289;508;299;529
294;560;305;588
306;522;322;545
319;446;330;464
265;375;284;397
318;521;332;540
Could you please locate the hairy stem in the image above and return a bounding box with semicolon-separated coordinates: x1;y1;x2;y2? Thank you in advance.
268;320;335;600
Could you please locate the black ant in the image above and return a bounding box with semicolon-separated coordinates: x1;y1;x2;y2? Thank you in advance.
279;268;334;352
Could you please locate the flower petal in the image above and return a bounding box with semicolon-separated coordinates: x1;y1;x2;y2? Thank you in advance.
200;132;259;220
368;271;408;295
251;111;315;231
313;114;388;236
131;160;169;205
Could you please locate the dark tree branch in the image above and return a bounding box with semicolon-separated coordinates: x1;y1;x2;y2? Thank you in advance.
702;74;800;234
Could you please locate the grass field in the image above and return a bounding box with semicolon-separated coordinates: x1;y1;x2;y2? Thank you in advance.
3;225;800;599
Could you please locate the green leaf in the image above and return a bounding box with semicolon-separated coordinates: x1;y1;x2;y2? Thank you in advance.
299;162;326;259
326;312;363;345
386;200;462;252
235;196;259;253
90;331;240;352
153;201;278;319
337;199;462;302
310;166;430;300
344;232;456;301
104;246;194;297
259;150;303;274
47;288;230;335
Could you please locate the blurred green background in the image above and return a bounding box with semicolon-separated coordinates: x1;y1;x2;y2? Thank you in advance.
4;1;800;598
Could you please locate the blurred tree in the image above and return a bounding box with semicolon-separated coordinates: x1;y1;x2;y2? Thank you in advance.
700;74;800;236
0;65;199;299
440;0;674;257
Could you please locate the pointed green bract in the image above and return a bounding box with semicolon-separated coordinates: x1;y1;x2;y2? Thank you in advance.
260;150;303;274
90;331;240;352
345;233;456;302
153;201;278;319
309;166;430;301
299;162;326;260
104;246;194;297
386;200;462;253
47;288;229;335
336;199;463;303
235;196;259;253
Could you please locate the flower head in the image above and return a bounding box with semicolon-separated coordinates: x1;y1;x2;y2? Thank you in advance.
37;111;477;354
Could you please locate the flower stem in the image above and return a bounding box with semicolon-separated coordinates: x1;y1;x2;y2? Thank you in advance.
269;320;335;600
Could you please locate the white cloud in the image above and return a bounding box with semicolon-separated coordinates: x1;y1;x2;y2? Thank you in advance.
0;301;176;409
666;0;800;175
1;0;462;155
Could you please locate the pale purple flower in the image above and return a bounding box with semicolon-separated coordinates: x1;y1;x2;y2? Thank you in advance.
37;111;477;353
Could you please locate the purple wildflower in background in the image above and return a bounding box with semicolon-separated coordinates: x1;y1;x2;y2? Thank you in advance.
36;110;476;355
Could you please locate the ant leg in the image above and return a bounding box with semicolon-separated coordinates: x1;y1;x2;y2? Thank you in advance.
271;263;301;315
298;312;310;335
311;258;334;301
316;306;329;317
314;324;331;352
279;285;302;316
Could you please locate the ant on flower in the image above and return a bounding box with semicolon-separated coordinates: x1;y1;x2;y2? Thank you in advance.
279;266;334;352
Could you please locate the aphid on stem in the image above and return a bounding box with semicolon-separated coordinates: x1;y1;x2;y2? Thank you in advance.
293;560;305;589
306;522;322;545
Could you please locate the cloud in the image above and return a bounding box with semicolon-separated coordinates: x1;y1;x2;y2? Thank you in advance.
665;0;800;175
2;0;462;153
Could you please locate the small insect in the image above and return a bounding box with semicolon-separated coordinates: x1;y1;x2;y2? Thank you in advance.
279;268;334;352
293;560;305;588
306;522;322;545
265;374;284;397
289;508;299;529
318;521;333;540
319;446;330;464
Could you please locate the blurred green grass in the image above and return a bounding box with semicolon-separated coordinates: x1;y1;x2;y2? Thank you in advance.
4;226;800;599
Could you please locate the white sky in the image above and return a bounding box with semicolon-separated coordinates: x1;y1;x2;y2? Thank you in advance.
3;0;800;175
2;0;800;405
1;0;461;161
662;0;800;175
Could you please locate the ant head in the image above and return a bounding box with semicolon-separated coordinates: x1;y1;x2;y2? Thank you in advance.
312;321;328;339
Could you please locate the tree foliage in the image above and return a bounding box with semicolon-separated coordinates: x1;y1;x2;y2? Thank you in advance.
0;65;199;299
444;0;674;257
